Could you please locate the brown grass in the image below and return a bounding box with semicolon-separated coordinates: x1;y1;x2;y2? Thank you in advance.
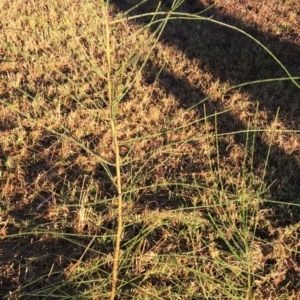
0;0;300;299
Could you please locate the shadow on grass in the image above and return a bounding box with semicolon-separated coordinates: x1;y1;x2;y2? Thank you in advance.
0;155;114;297
0;190;113;298
111;0;300;221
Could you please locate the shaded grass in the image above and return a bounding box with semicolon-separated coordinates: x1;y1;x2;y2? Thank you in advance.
0;0;300;299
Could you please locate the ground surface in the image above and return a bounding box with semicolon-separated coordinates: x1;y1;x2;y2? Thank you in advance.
0;0;300;299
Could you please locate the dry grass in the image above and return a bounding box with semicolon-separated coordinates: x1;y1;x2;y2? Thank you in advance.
0;0;300;299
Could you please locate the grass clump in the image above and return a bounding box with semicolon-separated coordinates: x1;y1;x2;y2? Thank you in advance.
1;0;300;299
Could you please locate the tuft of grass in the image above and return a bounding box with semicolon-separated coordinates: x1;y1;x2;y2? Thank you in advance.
1;0;300;299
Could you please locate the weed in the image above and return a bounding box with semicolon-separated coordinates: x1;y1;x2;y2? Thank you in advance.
0;0;300;299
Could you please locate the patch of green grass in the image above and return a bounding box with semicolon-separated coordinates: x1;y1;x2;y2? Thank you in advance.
1;0;300;299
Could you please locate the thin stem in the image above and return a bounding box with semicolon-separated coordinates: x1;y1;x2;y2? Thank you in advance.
103;2;123;300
